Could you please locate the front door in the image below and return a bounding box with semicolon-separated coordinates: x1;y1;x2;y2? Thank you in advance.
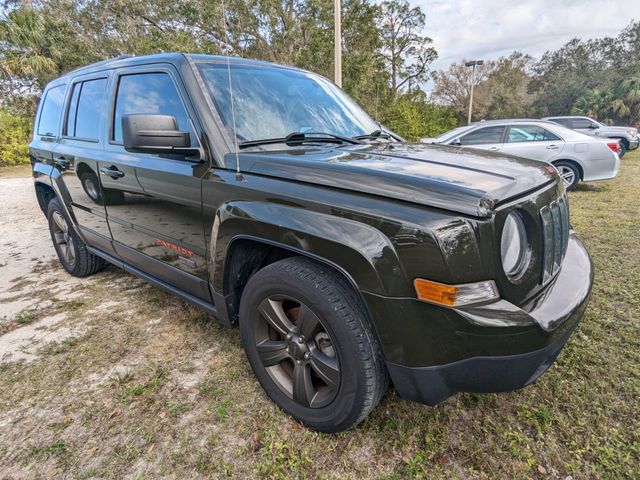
456;125;506;152
100;66;211;301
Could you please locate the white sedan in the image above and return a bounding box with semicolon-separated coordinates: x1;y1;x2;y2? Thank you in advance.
422;119;620;190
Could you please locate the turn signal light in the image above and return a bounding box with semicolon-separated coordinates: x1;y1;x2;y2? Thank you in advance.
413;278;499;307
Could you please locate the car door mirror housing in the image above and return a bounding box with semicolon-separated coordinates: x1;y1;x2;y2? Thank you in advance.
451;138;462;146
122;114;194;154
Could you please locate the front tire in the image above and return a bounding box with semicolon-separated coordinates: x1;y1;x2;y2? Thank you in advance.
553;161;580;190
239;257;388;432
47;198;106;277
618;140;627;159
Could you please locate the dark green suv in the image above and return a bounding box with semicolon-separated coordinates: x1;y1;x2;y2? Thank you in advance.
30;54;593;432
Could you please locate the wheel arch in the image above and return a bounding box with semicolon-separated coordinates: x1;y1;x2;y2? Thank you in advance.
34;181;57;214
209;200;408;326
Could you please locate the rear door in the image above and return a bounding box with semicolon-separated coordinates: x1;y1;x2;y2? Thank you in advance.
501;124;565;162
456;125;506;152
56;73;114;252
101;65;211;301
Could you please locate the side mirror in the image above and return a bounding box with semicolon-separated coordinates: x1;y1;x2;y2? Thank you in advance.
588;123;598;129
451;138;462;146
122;114;195;154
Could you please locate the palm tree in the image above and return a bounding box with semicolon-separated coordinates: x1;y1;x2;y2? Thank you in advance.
0;7;61;89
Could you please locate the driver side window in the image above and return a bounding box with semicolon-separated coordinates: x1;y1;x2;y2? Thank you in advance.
459;126;505;145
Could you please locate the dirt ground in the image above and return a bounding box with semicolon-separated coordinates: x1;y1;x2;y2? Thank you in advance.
0;158;638;479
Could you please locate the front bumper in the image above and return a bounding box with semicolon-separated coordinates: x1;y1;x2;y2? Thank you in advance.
365;233;593;405
629;137;639;150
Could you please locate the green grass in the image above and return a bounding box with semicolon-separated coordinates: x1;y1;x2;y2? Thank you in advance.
0;151;639;478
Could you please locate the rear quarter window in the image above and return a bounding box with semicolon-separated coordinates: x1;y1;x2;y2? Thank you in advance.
37;85;67;136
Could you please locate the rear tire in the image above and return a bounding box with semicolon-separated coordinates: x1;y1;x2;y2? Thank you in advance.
553;161;580;190
239;257;388;432
47;198;106;277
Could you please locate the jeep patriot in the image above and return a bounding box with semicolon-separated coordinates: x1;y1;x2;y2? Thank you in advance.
30;54;593;432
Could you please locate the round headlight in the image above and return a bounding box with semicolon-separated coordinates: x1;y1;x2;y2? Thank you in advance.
501;212;528;278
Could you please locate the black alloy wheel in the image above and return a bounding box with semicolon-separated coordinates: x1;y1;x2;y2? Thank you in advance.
252;295;340;408
51;209;76;268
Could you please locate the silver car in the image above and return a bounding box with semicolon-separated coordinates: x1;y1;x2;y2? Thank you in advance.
543;115;639;158
422;119;620;190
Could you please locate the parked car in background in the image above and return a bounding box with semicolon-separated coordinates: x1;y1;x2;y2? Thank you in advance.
422;119;620;190
543;115;639;158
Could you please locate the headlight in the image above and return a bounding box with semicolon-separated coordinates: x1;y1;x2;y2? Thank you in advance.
501;212;528;279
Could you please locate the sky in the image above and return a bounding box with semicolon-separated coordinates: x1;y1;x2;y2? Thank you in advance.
418;0;638;74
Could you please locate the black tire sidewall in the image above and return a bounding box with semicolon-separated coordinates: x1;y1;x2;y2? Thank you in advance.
239;260;374;432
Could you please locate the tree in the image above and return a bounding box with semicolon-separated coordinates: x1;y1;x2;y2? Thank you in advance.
431;60;494;121
481;52;534;119
378;0;436;97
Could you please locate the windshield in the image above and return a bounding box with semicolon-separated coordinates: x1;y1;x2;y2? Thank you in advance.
434;126;471;143
197;62;379;143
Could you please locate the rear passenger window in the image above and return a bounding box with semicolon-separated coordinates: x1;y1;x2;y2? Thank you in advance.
65;78;108;140
552;118;571;128
112;72;190;143
37;85;67;136
507;126;560;143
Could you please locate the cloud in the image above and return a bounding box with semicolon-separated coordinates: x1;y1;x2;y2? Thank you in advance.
416;0;637;71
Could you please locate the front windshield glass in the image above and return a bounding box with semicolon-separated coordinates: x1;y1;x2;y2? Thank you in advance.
197;62;379;142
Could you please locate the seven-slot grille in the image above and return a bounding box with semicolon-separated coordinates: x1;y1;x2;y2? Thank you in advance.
540;194;570;283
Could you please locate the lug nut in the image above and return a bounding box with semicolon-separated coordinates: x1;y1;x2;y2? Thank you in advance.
298;335;305;343
296;360;302;365
304;352;310;360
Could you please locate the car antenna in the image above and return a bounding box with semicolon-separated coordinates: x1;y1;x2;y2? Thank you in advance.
220;0;242;179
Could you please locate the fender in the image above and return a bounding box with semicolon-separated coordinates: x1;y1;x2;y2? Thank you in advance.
210;200;411;297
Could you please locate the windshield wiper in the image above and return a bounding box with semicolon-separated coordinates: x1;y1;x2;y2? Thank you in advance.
352;129;392;141
238;131;363;149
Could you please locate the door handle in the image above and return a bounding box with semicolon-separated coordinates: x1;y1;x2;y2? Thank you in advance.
488;146;500;151
546;145;559;150
100;166;125;179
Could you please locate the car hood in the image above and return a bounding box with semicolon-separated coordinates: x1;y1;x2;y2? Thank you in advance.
238;143;557;218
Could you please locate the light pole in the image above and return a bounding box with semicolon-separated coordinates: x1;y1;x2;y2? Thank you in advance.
465;60;484;125
334;0;342;87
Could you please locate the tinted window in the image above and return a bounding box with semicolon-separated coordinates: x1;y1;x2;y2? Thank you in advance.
507;125;560;143
66;78;108;140
551;118;571;127
459;126;505;145
113;72;189;143
37;85;67;136
572;118;596;129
